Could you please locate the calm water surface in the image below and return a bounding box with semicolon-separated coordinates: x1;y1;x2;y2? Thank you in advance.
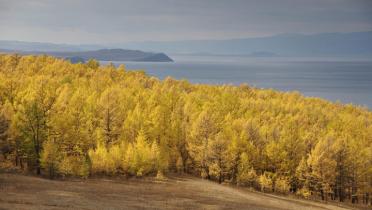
106;55;372;109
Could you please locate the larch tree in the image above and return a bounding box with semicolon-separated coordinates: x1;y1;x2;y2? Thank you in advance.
0;54;371;206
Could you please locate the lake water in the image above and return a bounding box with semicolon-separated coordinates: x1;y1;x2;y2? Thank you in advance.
106;55;372;109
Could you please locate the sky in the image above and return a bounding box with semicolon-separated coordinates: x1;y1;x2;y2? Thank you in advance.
1;0;372;44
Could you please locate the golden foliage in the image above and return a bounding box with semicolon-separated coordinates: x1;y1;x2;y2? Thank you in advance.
0;54;371;203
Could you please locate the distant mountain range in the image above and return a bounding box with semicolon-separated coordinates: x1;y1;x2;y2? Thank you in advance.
1;31;372;58
117;31;372;57
0;40;102;52
0;48;174;62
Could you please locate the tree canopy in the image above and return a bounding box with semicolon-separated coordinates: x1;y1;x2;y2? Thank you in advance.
0;54;371;205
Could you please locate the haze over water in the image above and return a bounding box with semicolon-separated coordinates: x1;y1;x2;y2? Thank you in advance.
109;55;372;109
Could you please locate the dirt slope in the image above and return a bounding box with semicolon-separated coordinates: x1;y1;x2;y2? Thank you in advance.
0;173;355;210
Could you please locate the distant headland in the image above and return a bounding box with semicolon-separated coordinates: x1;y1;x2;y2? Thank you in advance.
0;47;173;62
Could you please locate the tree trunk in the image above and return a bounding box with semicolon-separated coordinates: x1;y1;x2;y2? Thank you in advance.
320;189;325;201
36;159;41;175
35;144;41;175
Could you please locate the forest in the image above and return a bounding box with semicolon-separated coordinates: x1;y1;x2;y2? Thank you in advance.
0;54;371;205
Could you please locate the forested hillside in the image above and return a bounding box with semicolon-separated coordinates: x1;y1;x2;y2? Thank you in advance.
0;55;371;205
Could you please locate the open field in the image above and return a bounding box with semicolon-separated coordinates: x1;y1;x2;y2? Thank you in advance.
0;173;358;210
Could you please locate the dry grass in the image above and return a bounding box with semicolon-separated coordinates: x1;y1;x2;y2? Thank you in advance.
0;173;357;210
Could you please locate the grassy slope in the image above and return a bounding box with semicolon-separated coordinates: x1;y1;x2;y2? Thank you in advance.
0;173;357;210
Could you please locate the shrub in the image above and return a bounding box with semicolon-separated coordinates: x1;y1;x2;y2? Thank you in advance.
297;187;312;198
237;153;257;187
123;131;158;177
259;173;273;192
275;177;290;194
40;140;61;178
89;143;125;175
59;155;89;177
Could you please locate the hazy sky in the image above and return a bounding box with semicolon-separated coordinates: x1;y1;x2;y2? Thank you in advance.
1;0;372;44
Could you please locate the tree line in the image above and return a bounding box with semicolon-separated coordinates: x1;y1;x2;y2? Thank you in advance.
0;54;371;205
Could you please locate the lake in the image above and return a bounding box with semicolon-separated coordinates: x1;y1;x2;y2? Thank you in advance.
105;55;372;109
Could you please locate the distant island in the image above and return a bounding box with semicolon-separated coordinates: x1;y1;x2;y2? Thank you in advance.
65;56;86;63
0;48;174;62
